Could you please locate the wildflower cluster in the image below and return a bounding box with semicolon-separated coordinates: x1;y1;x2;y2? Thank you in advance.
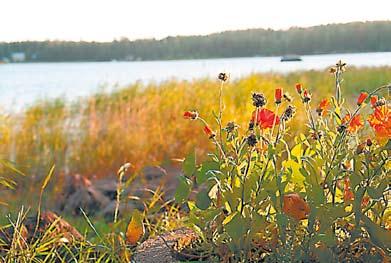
178;64;390;262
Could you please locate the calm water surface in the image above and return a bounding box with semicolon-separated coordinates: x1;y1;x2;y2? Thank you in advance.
1;52;391;111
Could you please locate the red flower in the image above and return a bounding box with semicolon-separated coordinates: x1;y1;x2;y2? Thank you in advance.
183;111;198;120
370;95;378;107
203;125;215;139
357;92;368;106
251;108;280;129
342;114;364;133
316;98;330;116
367;105;391;139
275;88;282;104
295;83;302;94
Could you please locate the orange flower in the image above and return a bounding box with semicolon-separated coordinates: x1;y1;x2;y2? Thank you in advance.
367;105;391;139
316;98;330;116
357;92;368;106
295;83;302;94
282;193;310;220
343;178;354;202
275;88;282;104
183;111;198;120
342;114;364;133
203;125;215;139
370;95;378;107
251;108;280;129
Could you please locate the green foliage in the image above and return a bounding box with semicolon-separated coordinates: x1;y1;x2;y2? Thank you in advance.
175;175;193;203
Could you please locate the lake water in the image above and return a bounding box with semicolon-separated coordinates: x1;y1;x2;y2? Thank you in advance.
1;52;391;111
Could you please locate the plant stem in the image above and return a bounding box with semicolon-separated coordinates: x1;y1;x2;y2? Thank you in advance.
240;150;252;214
270;104;280;140
218;81;224;150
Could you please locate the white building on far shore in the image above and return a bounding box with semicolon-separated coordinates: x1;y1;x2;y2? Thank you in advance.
11;52;26;62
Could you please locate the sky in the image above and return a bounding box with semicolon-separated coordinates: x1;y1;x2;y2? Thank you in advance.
1;0;390;42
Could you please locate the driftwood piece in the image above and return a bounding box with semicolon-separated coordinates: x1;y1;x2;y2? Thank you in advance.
24;211;84;242
134;228;198;263
0;211;83;251
57;174;111;215
56;165;181;217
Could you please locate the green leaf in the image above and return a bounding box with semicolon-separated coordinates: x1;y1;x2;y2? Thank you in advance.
313;246;335;263
249;211;267;238
284;160;305;186
183;150;196;177
276;212;287;228
196;161;219;184
175;175;192;203
223;190;240;212
367;181;388;199
267;144;275;159
350;172;362;189
224;212;248;241
195;189;211;210
361;213;391;250
291;143;302;163
313;232;337;247
316;203;352;233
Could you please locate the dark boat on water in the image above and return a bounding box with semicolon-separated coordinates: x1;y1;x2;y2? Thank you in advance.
280;55;302;62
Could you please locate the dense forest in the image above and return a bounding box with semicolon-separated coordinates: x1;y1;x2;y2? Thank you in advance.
1;21;391;62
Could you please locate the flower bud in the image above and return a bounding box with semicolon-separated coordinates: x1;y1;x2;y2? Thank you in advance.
357;92;368;106
370;95;378;107
203;125;216;139
275;88;282;104
356;142;366;154
248;121;255;131
374;97;386;108
225;121;238;133
337;124;347;133
246;133;258;147
311;130;323;140
295;83;303;94
183;111;198;120
281;105;296;121
218;72;229;82
252;93;267;107
303;90;311;103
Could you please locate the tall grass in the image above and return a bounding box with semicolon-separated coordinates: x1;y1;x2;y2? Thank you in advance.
0;66;390;184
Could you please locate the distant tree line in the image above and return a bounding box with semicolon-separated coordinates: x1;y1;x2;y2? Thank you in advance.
1;21;391;62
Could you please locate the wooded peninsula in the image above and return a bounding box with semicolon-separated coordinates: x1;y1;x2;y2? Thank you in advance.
1;21;390;62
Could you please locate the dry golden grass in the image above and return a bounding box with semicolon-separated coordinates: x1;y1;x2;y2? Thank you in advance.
0;66;390;179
